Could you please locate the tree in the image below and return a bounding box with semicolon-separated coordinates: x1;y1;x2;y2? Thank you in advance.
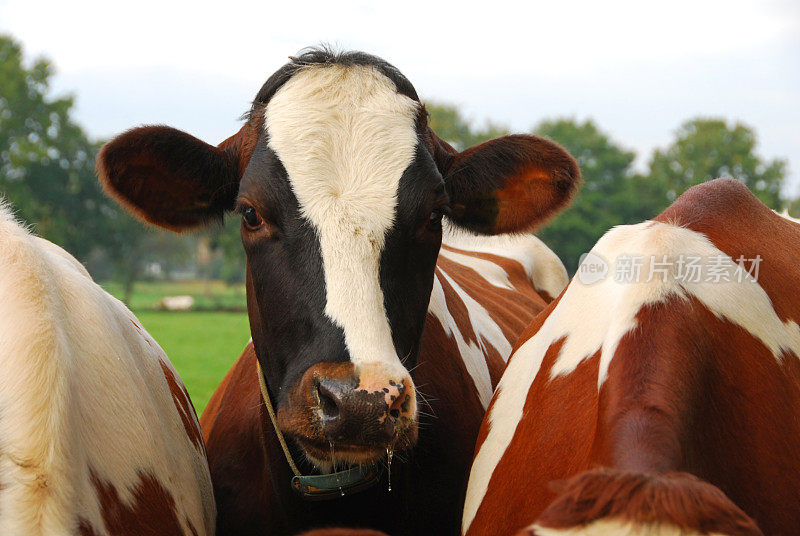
1;34;104;259
648;118;787;208
426;102;508;150
534;118;658;273
0;34;166;302
210;217;246;284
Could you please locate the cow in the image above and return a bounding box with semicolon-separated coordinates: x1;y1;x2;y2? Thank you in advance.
0;201;215;535
463;178;800;536
199;230;569;534
95;48;580;535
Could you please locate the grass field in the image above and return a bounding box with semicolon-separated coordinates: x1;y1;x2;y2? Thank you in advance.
102;280;248;312
136;311;250;415
102;281;252;415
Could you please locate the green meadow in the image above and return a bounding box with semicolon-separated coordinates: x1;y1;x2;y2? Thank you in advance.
102;281;252;416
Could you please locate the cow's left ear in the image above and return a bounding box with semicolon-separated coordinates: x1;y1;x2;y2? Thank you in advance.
429;131;580;235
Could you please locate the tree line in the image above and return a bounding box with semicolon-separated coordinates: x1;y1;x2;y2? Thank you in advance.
428;105;787;273
1;34;790;299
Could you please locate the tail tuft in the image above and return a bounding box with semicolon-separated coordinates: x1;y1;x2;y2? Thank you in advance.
520;468;762;536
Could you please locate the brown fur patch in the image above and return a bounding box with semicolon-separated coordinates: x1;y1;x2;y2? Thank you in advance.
656;178;800;327
81;470;189;536
199;345;276;534
536;469;762;536
439;245;550;343
160;360;204;453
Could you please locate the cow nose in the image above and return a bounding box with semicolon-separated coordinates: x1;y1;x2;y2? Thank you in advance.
316;379;346;421
314;377;414;444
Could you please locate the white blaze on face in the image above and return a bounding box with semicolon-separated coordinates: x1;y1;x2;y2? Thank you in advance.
265;64;419;382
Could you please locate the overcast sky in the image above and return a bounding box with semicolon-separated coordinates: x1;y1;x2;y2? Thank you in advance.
2;0;799;194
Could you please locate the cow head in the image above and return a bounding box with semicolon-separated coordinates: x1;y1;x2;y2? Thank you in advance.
97;50;579;469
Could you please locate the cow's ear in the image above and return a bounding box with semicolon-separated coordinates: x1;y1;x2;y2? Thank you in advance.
97;122;257;232
429;131;580;235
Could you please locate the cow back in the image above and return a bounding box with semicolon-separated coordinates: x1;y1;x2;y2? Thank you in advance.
465;179;800;535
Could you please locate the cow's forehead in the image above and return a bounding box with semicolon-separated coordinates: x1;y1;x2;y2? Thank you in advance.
263;63;422;375
264;63;420;231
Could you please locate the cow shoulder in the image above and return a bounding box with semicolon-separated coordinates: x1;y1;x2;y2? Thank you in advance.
200;343;275;533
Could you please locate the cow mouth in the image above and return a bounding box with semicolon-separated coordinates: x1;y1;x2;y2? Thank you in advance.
292;424;418;469
298;438;385;464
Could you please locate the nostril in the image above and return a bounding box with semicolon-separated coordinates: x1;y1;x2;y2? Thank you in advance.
316;382;341;420
320;391;339;419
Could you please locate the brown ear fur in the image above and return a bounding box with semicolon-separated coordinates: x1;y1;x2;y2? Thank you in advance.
429;131;580;235
97;122;257;231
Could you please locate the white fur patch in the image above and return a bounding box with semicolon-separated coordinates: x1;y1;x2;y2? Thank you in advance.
529;519;729;536
428;229;565;408
0;204;214;535
428;271;501;408
265;63;419;382
441;223;569;299
462;220;800;534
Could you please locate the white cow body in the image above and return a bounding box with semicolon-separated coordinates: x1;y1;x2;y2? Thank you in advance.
0;202;215;536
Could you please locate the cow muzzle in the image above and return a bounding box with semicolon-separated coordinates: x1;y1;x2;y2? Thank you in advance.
277;362;418;467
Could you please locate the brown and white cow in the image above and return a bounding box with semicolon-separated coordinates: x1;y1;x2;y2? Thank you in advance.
95;49;579;535
200;229;569;534
463;178;800;536
0;201;215;535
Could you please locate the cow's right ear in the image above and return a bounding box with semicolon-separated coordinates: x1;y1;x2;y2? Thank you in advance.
97;123;256;232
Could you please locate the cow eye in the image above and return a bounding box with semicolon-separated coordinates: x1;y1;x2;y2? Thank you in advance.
242;206;264;231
